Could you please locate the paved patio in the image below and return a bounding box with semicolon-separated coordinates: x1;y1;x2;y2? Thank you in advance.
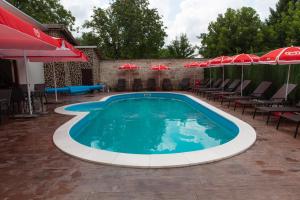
0;92;300;200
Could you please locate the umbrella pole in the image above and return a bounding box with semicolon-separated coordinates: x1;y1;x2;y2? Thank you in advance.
285;64;291;101
52;62;58;102
241;65;244;96
128;71;130;91
209;68;212;88
222;66;224;92
23;52;33;115
193;70;196;87
159;71;161;90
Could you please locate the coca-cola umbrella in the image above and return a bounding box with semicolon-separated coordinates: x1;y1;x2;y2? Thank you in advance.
118;64;140;90
184;62;200;86
230;54;260;96
150;65;170;89
0;5;62;115
260;46;300;100
209;56;231;91
2;38;88;103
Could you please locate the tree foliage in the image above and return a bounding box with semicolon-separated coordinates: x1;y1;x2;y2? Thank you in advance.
199;7;263;58
83;0;166;59
167;34;195;58
267;0;300;47
9;0;75;31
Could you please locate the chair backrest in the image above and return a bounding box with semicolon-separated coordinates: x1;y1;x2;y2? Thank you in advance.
251;81;272;97
133;79;142;84
0;89;12;105
212;79;222;88
162;79;173;90
117;79;126;86
234;80;251;92
271;84;297;100
219;79;230;88
204;79;213;87
226;79;240;91
147;78;156;90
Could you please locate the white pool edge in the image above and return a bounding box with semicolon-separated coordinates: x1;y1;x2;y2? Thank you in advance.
53;92;256;168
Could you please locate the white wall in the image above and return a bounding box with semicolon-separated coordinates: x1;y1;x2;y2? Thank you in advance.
16;60;44;91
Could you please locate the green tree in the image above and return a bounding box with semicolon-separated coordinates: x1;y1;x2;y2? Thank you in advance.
167;34;195;58
9;0;75;31
77;32;99;46
267;0;300;47
83;0;167;59
199;7;263;58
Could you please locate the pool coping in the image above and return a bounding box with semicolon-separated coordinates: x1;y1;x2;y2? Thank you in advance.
53;92;256;168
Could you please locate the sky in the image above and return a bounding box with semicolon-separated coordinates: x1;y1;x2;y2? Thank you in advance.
61;0;278;46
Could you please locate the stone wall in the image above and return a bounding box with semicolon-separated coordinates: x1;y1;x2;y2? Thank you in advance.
44;48;101;88
100;59;204;90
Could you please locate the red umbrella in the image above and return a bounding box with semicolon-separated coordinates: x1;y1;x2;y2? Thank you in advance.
151;65;170;88
151;65;170;71
260;46;300;99
0;6;59;50
119;64;140;90
231;54;260;96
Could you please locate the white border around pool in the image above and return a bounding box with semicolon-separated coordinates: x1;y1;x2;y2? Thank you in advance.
53;92;256;168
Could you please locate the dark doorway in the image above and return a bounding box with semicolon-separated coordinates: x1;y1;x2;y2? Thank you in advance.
0;59;14;89
81;68;93;85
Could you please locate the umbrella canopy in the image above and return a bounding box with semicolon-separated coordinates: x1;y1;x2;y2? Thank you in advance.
232;54;260;65
221;56;234;65
184;62;199;68
0;6;59;50
119;63;140;70
209;56;230;67
0;38;80;58
27;52;88;62
260;46;300;65
260;46;300;100
151;65;170;71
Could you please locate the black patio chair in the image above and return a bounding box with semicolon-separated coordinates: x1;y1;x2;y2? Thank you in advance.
11;86;26;114
178;78;191;91
147;78;156;91
34;84;47;112
277;112;300;138
115;79;126;92
224;81;272;108
132;79;143;91
162;79;173;91
0;89;12;124
235;84;297;114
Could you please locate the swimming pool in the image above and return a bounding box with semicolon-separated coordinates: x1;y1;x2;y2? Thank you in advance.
54;92;256;168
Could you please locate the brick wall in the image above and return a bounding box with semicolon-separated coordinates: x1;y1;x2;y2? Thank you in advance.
100;59;204;90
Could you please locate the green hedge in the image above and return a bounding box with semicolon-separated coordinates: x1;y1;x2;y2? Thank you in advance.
204;64;300;103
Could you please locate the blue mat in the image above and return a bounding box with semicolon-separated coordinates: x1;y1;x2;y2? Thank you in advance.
45;84;105;94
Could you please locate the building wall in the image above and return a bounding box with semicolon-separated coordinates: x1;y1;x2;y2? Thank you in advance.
100;59;205;90
16;60;44;91
43;27;101;88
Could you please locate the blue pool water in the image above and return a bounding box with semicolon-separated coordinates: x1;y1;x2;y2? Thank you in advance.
67;93;239;154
